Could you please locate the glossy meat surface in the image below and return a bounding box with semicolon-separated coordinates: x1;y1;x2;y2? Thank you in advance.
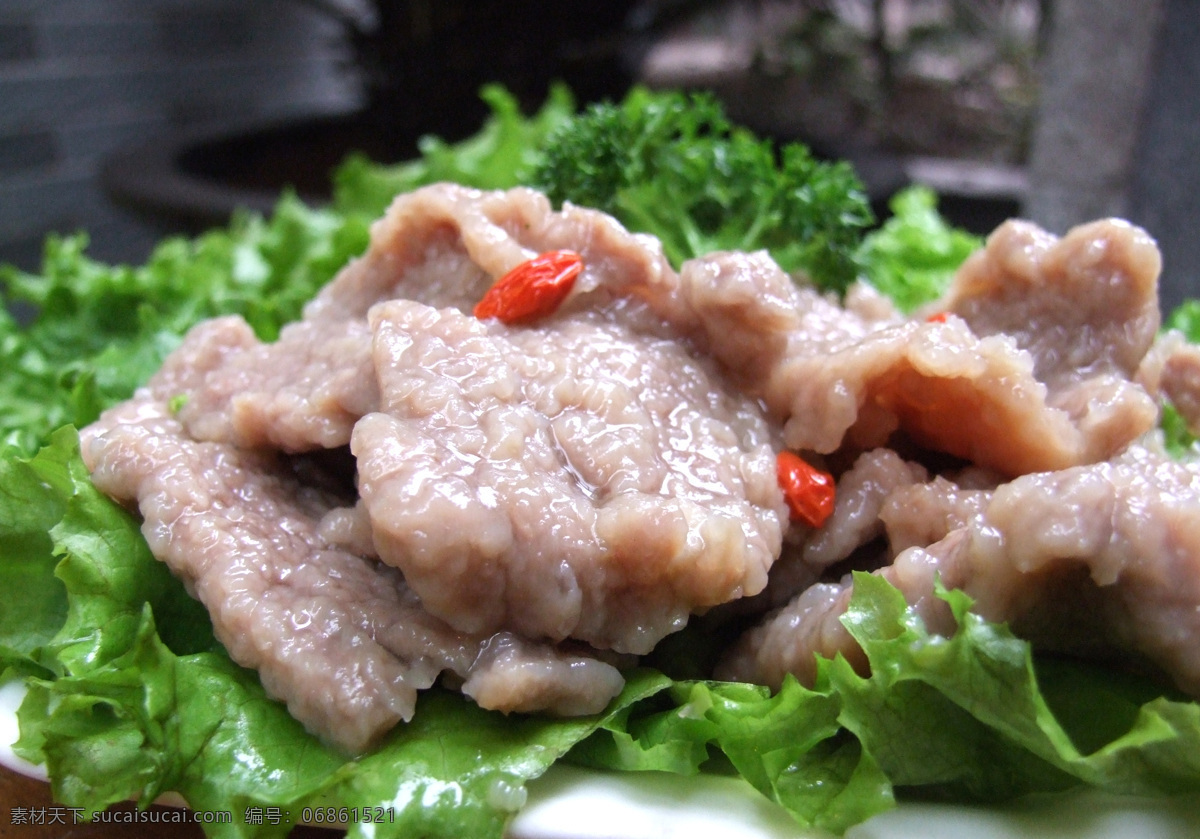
82;187;1200;752
81;184;796;747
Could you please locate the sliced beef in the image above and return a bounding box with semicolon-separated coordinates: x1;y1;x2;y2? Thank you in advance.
1140;329;1200;435
719;443;1200;699
81;397;623;753
162;315;377;452
82;183;1199;755
356;297;783;655
80;184;798;747
763;219;1162;476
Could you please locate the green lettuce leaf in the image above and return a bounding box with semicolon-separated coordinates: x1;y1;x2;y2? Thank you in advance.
856;186;982;312
836;575;1200;797
0;196;368;454
567;573;1200;834
6;414;1200;839
5;430;674;838
333;83;576;220
4;82;1200;839
0;433;73;676
1160;302;1200;456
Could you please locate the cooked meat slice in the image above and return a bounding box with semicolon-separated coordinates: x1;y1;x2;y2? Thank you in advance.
936;218;1162;465
311;187;798;657
356;297;785;655
79;184;801;745
765;219;1162;476
156;315;377;452
718;580;861;688
748;449;928;612
675;250;812;382
719;443;1200;699
802;448;929;570
144;184;680;455
1140;329;1200;434
878;473;995;555
305;184;676;322
459;633;626;717
81;396;623;753
1161;346;1200;433
942;219;1160;386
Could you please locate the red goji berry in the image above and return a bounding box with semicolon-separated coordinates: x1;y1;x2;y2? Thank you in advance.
474;250;583;324
776;451;835;528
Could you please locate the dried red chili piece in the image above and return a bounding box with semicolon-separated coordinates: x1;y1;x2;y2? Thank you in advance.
474;250;584;324
776;451;835;528
925;311;950;323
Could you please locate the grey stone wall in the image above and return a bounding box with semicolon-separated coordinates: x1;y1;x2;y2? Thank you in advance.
1022;0;1164;231
1128;0;1200;313
1022;0;1200;312
0;0;360;271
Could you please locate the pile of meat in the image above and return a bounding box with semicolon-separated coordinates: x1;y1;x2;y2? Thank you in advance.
80;183;1200;753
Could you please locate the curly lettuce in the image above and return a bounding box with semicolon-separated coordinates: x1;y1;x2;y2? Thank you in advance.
5;434;1200;836
0;197;368;455
856;185;982;312
3;85;1200;839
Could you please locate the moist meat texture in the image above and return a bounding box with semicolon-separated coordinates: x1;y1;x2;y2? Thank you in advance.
82;184;791;751
82;183;1200;753
717;220;1200;699
84;396;624;753
357;298;782;654
718;442;1200;698
760;218;1161;475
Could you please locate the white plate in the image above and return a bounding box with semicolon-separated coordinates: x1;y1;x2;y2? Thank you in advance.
3;679;1197;838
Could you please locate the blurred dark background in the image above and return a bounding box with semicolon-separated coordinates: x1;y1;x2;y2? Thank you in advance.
1;0;1196;307
0;0;359;269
